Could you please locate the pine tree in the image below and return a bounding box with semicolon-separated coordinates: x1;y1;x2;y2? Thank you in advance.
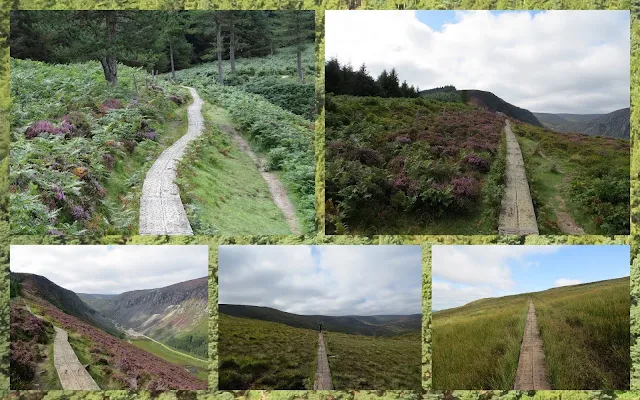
271;11;314;81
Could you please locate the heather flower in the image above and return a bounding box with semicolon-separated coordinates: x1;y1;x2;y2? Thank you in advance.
52;185;65;201
141;130;157;141
71;205;90;221
25;120;60;139
103;154;116;170
47;229;64;236
451;176;480;199
463;153;490;172
396;135;412;144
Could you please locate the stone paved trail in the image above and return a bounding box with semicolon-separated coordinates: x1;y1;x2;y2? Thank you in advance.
514;300;551;390
498;120;539;235
139;86;204;235
53;326;100;390
221;125;301;235
313;332;333;390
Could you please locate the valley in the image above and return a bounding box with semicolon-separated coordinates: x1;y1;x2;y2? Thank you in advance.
10;272;208;390
432;277;630;390
218;307;421;390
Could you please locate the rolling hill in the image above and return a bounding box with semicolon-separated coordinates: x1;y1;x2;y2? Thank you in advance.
219;304;420;336
78;277;208;358
534;108;630;139
433;277;629;390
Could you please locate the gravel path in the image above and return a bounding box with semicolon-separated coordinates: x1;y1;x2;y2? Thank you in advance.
53;326;100;390
222;125;301;234
498;120;539;235
514;300;551;390
139;86;204;235
313;332;333;390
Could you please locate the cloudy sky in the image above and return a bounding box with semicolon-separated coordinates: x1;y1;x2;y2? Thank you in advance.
219;245;422;316
325;10;630;114
432;245;629;311
10;245;209;294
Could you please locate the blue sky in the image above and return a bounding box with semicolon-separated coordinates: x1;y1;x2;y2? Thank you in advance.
219;245;422;316
432;245;629;310
416;11;545;32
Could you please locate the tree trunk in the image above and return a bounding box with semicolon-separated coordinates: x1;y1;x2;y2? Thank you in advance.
217;23;224;86
102;12;118;86
297;49;303;81
169;41;175;80
230;13;236;73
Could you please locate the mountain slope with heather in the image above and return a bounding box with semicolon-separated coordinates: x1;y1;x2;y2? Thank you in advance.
10;273;208;390
80;277;208;358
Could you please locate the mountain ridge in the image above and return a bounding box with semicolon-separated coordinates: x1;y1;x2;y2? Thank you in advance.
534;108;630;139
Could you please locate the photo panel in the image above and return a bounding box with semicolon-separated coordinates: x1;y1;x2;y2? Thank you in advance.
217;244;422;390
431;243;630;390
324;10;630;236
9;9;316;238
9;244;209;390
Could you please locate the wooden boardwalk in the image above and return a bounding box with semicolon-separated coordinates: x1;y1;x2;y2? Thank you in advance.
498;120;539;235
313;332;333;390
53;326;100;390
514;300;551;390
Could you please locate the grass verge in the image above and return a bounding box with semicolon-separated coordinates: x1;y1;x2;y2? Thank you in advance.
130;338;208;381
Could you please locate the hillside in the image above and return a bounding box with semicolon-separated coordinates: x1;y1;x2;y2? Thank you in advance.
462;90;543;127
219;313;420;390
534;108;630;139
325;94;507;234
11;274;208;390
219;304;420;336
11;273;119;336
80;277;208;358
433;277;630;389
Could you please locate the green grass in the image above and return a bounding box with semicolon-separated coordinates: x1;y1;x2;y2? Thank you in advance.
513;122;629;234
433;277;630;390
130;339;208;381
218;314;318;390
532;277;630;390
176;103;291;235
67;331;116;389
432;295;529;389
322;331;421;390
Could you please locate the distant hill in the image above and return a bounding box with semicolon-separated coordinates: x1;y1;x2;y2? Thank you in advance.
418;88;543;126
76;293;117;309
219;304;421;336
534;108;630;139
11;272;119;336
82;277;208;358
462;90;543;127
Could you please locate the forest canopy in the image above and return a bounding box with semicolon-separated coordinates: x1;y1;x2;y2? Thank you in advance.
325;58;419;98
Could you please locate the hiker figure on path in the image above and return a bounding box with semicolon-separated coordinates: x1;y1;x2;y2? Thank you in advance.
319;321;323;332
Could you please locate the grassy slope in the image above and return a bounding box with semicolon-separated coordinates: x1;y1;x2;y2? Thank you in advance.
513;122;630;234
323;331;421;390
176;103;291;234
218;314;317;390
130;339;208;381
532;277;630;389
325;95;506;235
432;295;528;389
433;277;630;390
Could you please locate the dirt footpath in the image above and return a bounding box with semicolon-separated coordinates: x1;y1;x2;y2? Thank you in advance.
53;326;100;390
313;332;334;390
513;300;551;390
222;125;301;235
498;120;539;235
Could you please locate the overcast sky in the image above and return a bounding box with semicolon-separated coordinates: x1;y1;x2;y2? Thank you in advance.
325;10;630;114
219;245;422;316
432;245;629;311
10;245;209;294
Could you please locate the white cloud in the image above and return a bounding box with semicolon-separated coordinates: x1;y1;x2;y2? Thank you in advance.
554;278;583;287
218;245;422;316
10;245;209;294
325;10;629;113
431;245;559;290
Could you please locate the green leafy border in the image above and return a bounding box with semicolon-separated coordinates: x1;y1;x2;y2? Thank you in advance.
1;1;639;400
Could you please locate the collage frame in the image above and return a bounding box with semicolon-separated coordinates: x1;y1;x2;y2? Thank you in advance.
1;1;639;399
